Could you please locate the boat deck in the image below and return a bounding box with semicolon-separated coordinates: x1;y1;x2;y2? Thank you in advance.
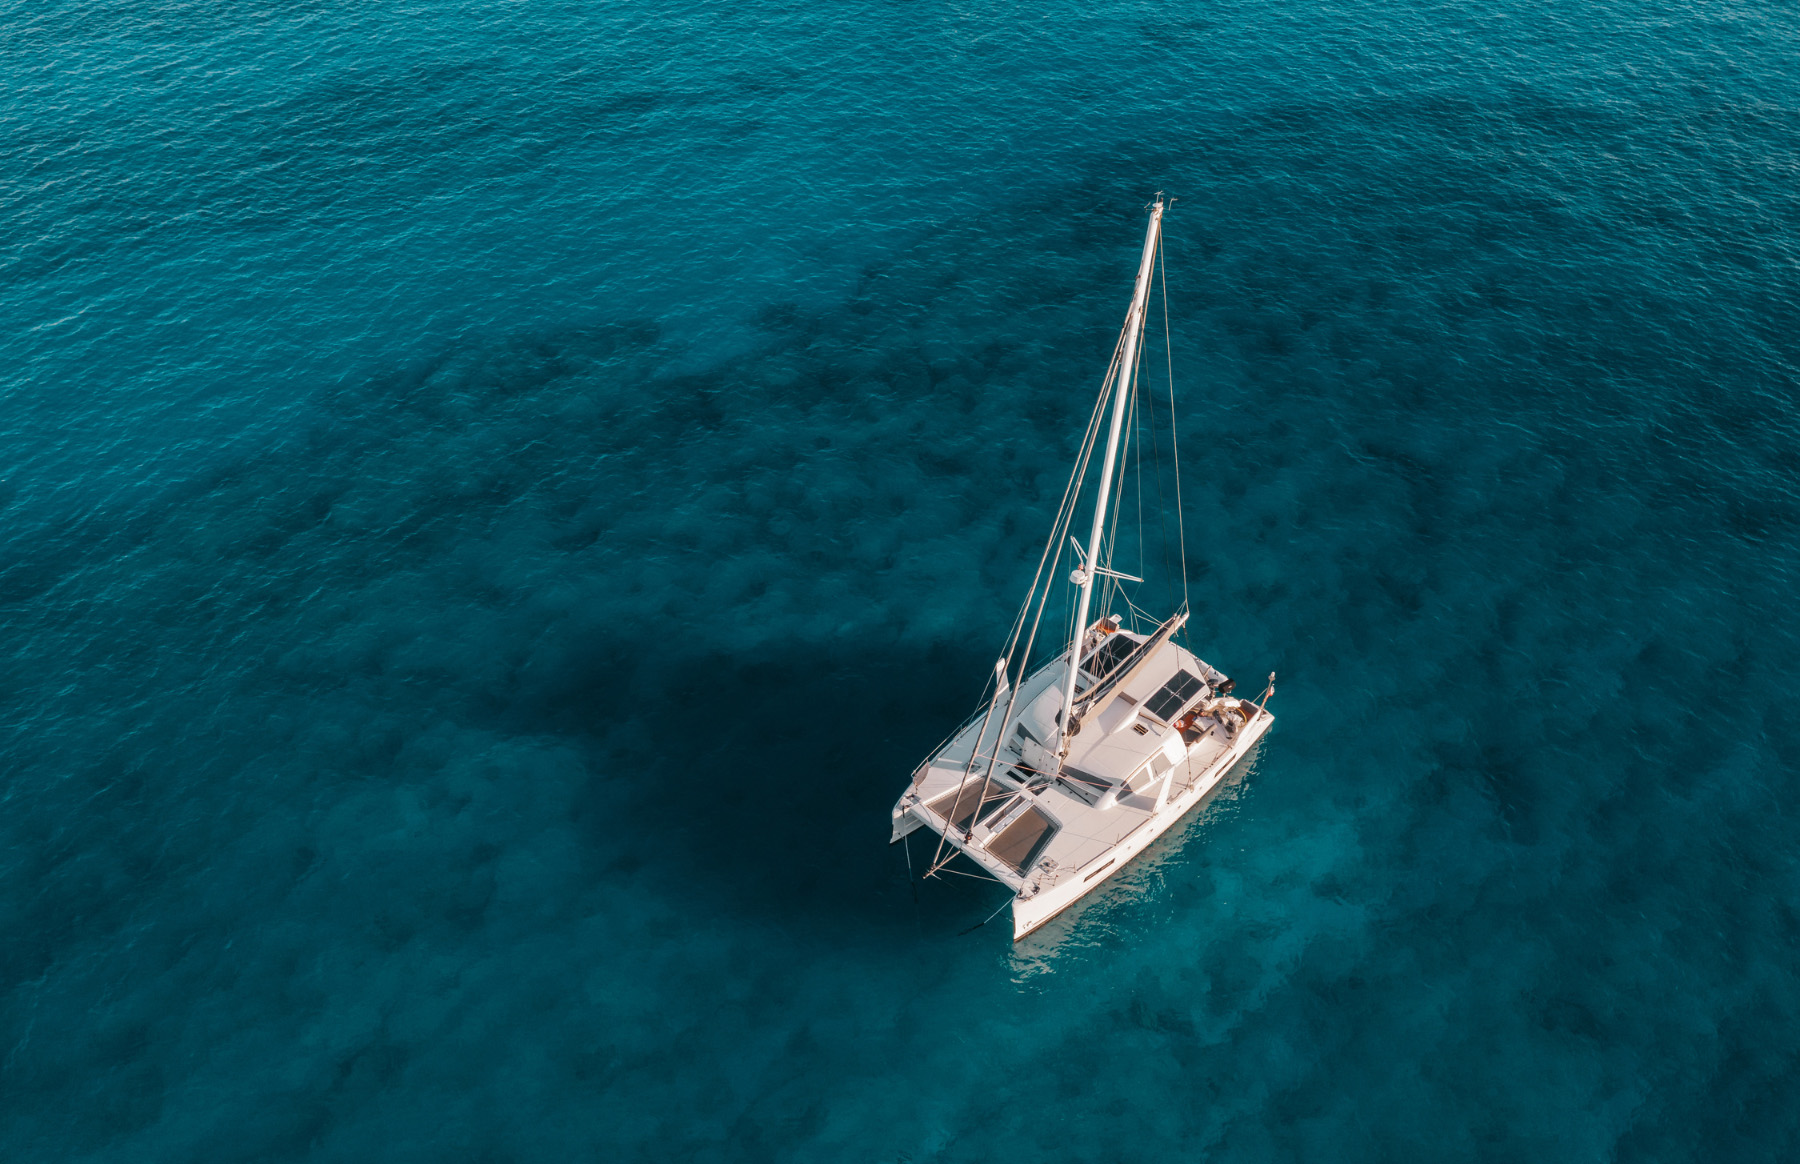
897;628;1261;902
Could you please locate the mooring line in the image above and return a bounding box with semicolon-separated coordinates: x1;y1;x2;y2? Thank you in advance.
959;894;1014;937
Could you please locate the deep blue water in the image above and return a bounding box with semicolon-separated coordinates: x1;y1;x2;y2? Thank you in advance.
6;0;1800;1158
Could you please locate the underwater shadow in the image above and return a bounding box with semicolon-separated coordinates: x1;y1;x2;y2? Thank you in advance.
512;627;1004;936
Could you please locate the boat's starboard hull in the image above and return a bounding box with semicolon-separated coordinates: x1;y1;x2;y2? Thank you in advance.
1009;707;1273;940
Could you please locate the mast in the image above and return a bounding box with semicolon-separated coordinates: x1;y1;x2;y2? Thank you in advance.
1059;196;1165;753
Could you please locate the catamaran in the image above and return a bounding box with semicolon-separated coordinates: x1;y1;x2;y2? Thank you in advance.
890;195;1275;941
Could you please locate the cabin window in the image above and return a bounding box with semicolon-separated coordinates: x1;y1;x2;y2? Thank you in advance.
1144;669;1204;721
1124;753;1175;795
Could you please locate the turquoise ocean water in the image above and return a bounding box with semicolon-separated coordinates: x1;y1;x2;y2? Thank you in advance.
5;0;1800;1159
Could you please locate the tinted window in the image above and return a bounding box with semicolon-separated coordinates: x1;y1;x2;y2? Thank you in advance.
1144;669;1204;721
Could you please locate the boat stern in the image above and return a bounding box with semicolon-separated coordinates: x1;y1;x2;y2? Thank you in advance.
890;792;925;843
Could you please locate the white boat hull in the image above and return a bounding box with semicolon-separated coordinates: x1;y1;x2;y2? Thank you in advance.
893;671;1274;941
1008;707;1272;939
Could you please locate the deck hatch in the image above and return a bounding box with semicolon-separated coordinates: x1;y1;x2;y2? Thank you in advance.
1056;766;1112;805
1062;767;1110;791
1144;668;1205;721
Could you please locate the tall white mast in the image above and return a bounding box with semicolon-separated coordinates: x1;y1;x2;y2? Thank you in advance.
1059;196;1165;752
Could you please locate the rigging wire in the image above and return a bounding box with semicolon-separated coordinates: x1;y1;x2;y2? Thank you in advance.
903;830;923;937
1160;235;1192;634
939;865;1005;884
959;892;1017;936
1099;366;1137;627
926;204;1182;884
926;330;1126;878
1100;311;1151;626
1141;241;1173;619
1130;348;1145;630
1119;588;1158;627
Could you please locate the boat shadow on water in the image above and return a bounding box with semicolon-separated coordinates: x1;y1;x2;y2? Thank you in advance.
525;630;998;930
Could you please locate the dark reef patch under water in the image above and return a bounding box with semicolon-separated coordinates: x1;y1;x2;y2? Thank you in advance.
4;0;1800;1159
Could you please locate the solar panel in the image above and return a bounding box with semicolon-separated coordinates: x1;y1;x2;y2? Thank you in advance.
1144;669;1204;721
1083;633;1138;679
